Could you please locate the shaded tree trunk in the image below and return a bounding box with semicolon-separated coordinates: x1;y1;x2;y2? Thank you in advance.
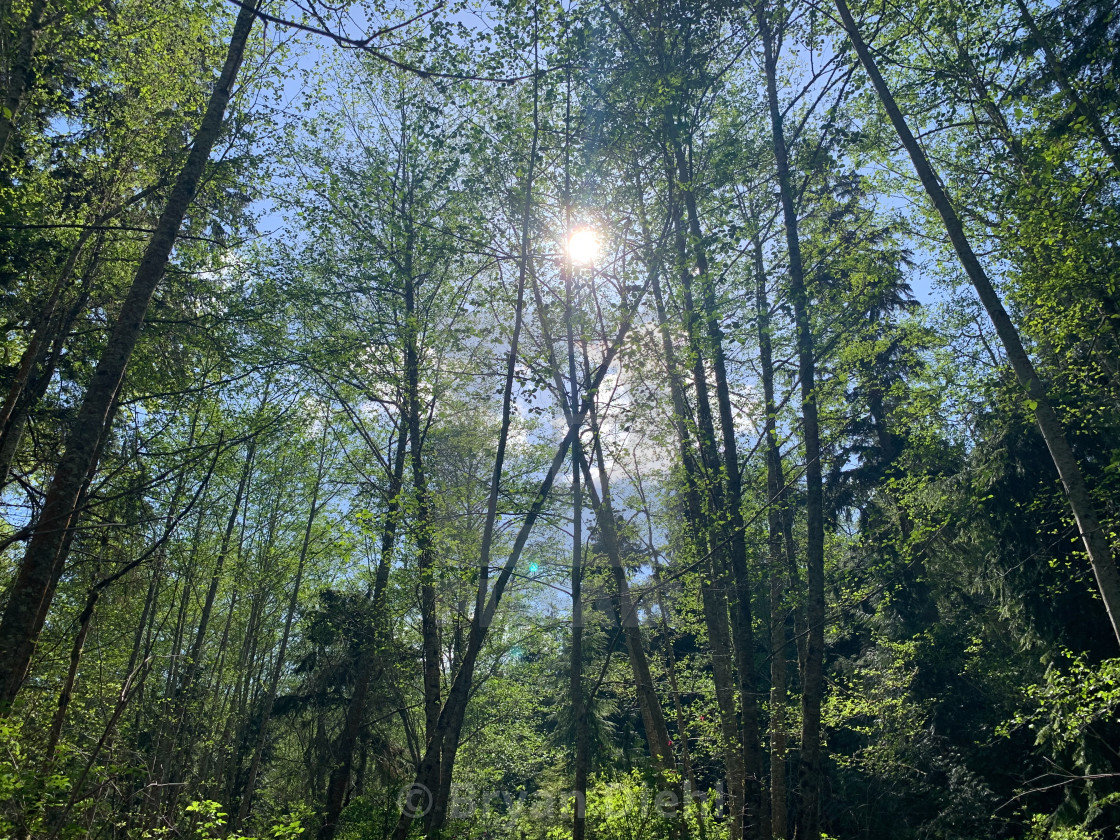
566;263;590;840
754;235;789;840
0;0;48;161
391;321;639;840
647;203;747;840
673;135;765;839
401;221;444;821
1012;0;1120;173
579;424;675;775
411;42;543;838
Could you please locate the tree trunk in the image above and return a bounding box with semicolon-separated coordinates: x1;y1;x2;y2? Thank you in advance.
755;235;789;840
394;328;640;840
180;441;255;703
0;0;259;712
566;262;590;840
833;0;1120;646
418;42;543;838
237;425;328;827
755;7;826;837
0;0;48;161
0;182;162;487
673;136;765;839
319;425;408;840
649;215;746;840
402;226;444;820
392;424;579;840
1012;0;1120;173
580;424;675;775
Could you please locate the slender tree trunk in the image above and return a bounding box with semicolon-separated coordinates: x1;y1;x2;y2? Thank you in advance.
780;502;807;678
413;34;544;838
0;182;162;486
0;0;48;161
402;226;444;819
181;441;255;703
393;322;639;840
648;210;746;840
44;586;96;765
834;0;1120;645
0;239;100;490
237;426;328;828
566;262;590;840
755;236;789;840
1012;0;1120;173
392;424;579;840
755;8;826;837
673;136;765;839
580;416;674;774
319;426;407;840
0;0;259;711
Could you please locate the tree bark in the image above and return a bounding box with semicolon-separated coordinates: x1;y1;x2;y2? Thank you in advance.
0;182;163;487
1012;0;1120;173
401;222;444;820
566;264;590;840
0;0;48;161
0;0;259;712
417;42;543;838
579;427;675;775
673;135;765;839
390;320;638;840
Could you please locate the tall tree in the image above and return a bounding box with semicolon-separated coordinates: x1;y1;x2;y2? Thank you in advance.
0;0;260;710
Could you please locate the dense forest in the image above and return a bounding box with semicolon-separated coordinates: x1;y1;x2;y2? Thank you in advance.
3;0;1120;838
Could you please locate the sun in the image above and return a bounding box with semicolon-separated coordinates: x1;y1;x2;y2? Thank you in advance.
566;228;599;266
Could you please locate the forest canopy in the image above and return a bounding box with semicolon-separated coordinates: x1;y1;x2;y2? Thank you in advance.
2;0;1120;839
